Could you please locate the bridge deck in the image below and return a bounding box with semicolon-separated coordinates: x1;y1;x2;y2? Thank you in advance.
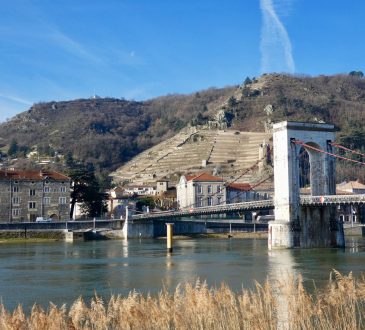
132;194;365;220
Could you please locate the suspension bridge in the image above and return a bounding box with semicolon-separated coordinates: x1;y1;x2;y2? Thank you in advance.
126;121;365;249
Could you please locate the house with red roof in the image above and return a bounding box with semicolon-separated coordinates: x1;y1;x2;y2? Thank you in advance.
0;169;71;222
176;172;274;210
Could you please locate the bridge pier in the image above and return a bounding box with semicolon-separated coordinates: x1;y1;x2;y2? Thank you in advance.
270;121;345;249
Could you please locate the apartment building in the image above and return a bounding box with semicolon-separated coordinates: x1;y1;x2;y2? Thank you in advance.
176;172;274;210
176;173;226;209
0;169;71;222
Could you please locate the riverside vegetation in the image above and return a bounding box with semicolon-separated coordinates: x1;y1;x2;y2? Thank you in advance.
0;271;364;329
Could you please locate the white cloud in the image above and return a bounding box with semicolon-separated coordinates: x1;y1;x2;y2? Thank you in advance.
48;29;104;65
0;93;32;106
260;0;295;74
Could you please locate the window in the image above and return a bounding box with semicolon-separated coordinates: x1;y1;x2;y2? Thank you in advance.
60;186;67;193
44;197;50;204
29;189;35;196
12;197;20;205
197;185;203;194
59;197;67;204
197;198;203;207
29;202;36;209
12;209;20;217
207;185;212;194
217;185;222;193
217;197;221;205
207;197;212;206
13;186;19;193
44;186;50;193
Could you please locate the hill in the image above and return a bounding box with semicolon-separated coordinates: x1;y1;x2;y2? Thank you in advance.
0;87;235;173
1;73;365;182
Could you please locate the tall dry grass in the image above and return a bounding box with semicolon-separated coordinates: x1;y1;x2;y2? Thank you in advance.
0;271;364;329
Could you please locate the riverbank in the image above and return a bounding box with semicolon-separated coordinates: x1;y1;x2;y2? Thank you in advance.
0;271;363;329
0;230;65;241
0;237;60;244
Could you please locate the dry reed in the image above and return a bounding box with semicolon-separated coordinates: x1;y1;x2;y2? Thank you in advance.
0;271;364;329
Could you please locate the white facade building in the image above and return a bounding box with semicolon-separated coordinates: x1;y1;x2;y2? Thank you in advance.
123;185;157;196
177;173;274;210
176;173;226;209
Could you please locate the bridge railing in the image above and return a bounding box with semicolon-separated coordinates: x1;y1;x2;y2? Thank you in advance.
132;199;274;220
131;194;365;220
300;194;365;205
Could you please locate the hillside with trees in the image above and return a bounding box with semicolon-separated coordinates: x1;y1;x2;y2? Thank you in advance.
0;73;365;182
0;87;235;174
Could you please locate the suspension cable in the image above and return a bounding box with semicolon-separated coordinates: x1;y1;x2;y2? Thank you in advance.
293;140;365;166
330;142;365;158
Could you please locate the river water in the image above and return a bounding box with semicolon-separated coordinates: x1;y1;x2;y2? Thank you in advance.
1;236;365;311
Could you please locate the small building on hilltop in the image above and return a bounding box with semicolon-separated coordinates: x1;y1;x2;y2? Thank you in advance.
0;169;70;222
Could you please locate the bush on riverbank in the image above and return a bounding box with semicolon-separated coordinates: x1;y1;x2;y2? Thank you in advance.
0;271;364;329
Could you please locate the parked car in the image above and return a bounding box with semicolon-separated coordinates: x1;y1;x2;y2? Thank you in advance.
35;217;53;223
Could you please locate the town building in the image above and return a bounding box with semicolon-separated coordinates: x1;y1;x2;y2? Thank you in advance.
336;181;365;223
0;169;71;222
226;183;255;203
123;184;157;196
176;173;226;209
106;187;137;219
176;172;274;210
154;181;177;210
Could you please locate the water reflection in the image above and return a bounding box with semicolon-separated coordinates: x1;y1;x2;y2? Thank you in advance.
268;249;297;283
268;249;297;330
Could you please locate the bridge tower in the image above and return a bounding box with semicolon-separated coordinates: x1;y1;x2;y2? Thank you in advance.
269;121;345;249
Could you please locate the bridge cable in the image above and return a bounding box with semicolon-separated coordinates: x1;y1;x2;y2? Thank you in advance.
293;140;365;166
330;142;365;158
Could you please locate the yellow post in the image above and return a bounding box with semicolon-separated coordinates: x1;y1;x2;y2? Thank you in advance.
166;223;174;252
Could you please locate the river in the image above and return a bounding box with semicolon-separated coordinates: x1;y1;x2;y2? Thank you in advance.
0;236;364;311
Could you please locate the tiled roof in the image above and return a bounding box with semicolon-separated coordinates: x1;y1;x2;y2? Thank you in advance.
0;169;70;181
186;172;224;182
338;180;365;191
300;187;354;195
227;183;252;191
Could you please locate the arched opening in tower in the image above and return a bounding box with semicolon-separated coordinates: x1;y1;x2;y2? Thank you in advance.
298;146;310;190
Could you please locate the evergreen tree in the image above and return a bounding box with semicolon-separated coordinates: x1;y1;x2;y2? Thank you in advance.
244;76;252;85
68;162;108;219
7;139;18;156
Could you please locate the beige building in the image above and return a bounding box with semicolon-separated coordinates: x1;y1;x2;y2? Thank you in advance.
177;172;275;210
176;173;226;209
0;169;71;222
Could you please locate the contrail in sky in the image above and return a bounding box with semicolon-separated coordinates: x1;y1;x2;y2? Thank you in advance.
260;0;295;74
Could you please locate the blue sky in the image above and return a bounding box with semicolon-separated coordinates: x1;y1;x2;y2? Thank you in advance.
0;0;364;122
